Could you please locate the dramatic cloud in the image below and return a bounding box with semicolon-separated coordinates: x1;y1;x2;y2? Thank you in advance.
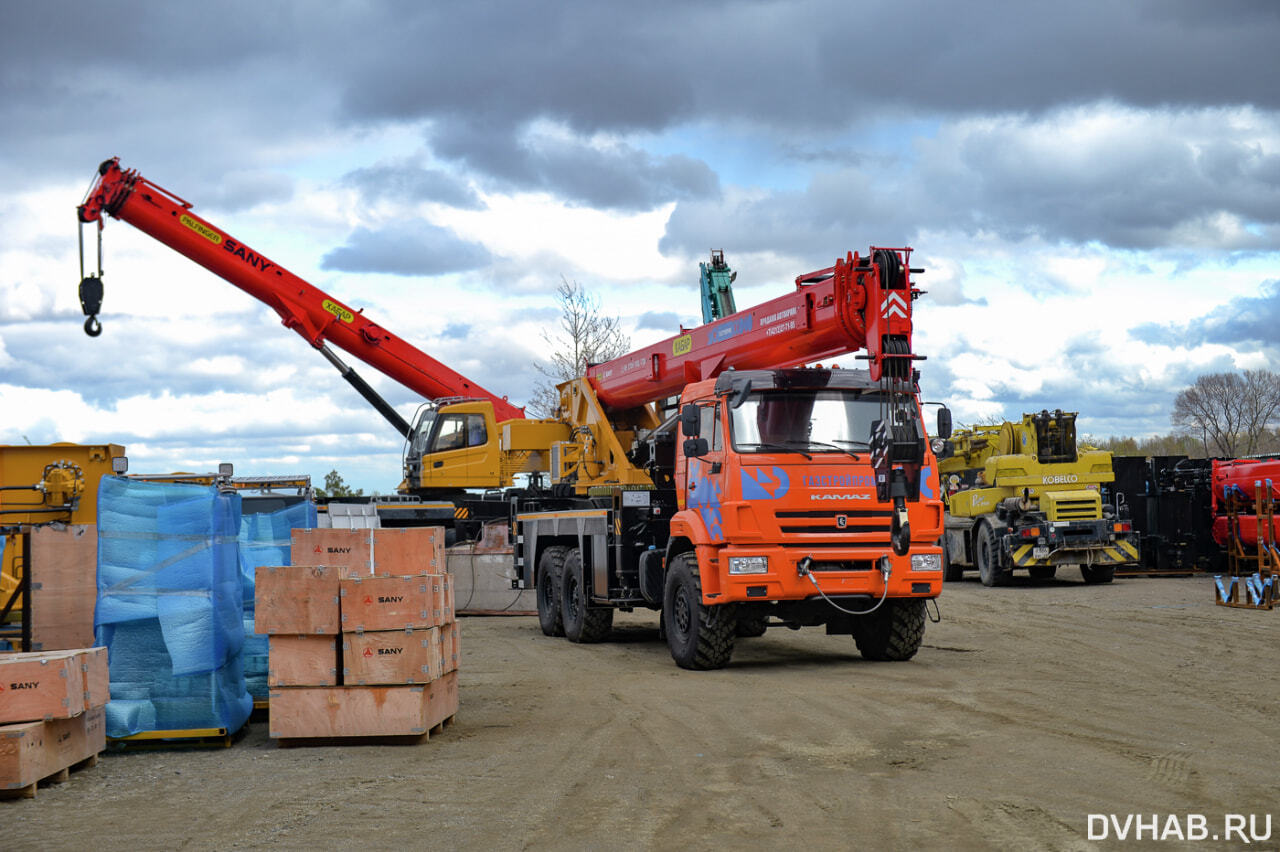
342;160;483;209
4;1;1280;488
431;122;720;211
1132;278;1280;349
322;222;492;275
636;311;683;332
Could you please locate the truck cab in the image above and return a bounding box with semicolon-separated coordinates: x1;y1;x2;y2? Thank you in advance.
671;368;944;607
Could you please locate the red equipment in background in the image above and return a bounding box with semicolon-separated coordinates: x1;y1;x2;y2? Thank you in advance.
1210;457;1280;549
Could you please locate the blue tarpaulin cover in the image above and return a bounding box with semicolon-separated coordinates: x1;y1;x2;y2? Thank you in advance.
237;501;317;700
95;476;251;737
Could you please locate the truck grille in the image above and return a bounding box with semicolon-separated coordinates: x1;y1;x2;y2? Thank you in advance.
775;509;892;539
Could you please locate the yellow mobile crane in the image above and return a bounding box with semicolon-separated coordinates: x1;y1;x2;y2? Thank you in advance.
938;411;1138;586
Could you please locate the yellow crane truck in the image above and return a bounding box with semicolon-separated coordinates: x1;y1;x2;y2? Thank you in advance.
938;410;1138;585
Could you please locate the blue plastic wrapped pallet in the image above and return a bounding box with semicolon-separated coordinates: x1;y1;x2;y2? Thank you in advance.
95;476;252;738
238;500;317;700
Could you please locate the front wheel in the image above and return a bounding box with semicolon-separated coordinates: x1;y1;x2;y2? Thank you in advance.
853;598;926;661
561;548;613;643
664;553;736;670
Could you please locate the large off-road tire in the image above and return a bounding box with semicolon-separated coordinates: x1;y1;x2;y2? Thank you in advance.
853;598;926;661
942;536;965;582
735;612;768;638
536;546;568;637
560;548;613;643
1029;565;1057;581
664;553;736;669
1080;564;1116;585
976;522;1010;587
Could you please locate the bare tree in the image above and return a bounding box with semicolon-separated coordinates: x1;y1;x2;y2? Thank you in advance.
1172;369;1280;457
527;277;631;417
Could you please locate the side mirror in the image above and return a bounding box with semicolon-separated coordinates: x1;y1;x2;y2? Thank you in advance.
683;437;710;459
936;406;952;440
680;403;701;438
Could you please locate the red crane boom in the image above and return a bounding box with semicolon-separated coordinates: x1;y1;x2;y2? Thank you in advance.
76;157;524;425
586;247;918;411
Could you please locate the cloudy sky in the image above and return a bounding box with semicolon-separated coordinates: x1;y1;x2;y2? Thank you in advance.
2;1;1278;493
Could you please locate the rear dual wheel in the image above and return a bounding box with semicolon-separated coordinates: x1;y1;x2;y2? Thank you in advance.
561;548;613;643
536;546;567;637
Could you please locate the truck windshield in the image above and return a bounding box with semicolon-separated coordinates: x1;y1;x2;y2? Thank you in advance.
730;390;882;453
408;407;437;458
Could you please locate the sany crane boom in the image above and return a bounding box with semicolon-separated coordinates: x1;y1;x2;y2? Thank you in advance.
75;157;524;435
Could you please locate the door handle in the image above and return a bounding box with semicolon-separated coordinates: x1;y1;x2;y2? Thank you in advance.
433;461;443;468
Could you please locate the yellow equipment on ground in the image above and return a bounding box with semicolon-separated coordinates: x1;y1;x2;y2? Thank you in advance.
0;443;126;648
938;411;1138;586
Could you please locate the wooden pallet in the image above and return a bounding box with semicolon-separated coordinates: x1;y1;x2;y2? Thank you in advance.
0;753;99;800
276;712;456;748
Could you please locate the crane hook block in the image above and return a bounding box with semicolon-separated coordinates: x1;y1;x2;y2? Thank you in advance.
79;275;104;337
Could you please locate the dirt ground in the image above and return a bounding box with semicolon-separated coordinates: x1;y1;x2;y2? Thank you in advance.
8;570;1279;851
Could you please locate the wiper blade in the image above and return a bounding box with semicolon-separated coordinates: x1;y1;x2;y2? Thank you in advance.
737;441;811;460
806;440;864;459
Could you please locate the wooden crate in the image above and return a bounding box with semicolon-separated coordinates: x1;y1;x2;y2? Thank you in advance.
254;565;340;634
343;628;440;685
0;706;105;797
29;525;97;652
271;684;421;739
371;527;446;576
70;646;109;710
268;635;339;687
443;623;460;674
426;672;458;730
290;528;374;580
0;652;83;723
340;575;435;631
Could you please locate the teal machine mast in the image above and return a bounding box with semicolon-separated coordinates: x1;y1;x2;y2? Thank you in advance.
698;249;737;324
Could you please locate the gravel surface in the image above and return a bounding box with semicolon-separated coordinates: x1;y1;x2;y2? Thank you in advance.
8;571;1277;850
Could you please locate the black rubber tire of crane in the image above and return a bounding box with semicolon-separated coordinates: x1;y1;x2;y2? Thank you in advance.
536;546;568;637
560;548;613;643
853;598;926;661
663;553;736;669
1080;564;1116;585
942;536;965;582
976;522;1010;587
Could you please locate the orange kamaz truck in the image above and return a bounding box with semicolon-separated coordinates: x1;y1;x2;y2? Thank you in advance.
513;249;950;669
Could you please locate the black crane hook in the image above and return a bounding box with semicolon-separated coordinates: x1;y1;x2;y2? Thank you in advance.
79;274;103;337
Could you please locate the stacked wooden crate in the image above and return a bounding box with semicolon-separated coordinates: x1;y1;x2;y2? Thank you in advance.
256;527;458;742
0;647;108;798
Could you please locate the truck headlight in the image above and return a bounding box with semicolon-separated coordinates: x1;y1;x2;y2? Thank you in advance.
910;553;941;572
728;556;769;574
